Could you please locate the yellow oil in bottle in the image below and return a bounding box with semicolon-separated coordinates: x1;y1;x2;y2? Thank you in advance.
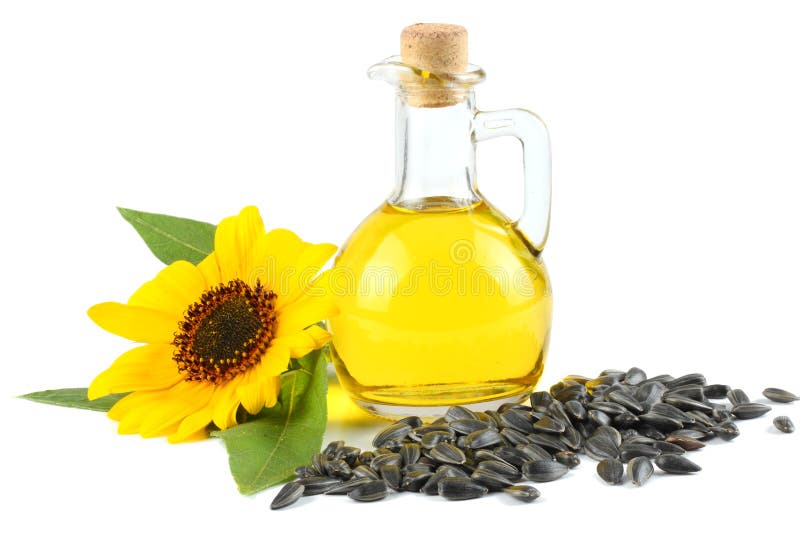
328;199;552;416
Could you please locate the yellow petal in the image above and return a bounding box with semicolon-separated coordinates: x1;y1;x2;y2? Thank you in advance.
236;368;267;415
274;293;336;338
215;213;241;281
248;229;306;291
127;261;207;318
88;302;178;343
235;206;266;277
215;206;266;282
88;344;182;399
197;252;221;287
112;389;172;433
278;243;338;307
139;381;214;438
263;375;282;408
271;325;331;359
258;344;291;377
169;409;213;443
211;375;245;430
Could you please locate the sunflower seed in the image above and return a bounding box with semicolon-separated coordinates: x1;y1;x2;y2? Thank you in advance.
665;435;705;451
564;400;587;421
619;443;661;462
597;458;624;485
774;416;795;433
628;457;654;487
666;373;707;389
409;424;451;441
593;426;623;447
399;443;421;466
731;402;772;420
494;446;532;468
669;428;711;441
587;375;620;389
667;384;706;402
300;476;342;496
588;401;628;416
323;440;344;457
396;415;423;428
555;451;581;468
438;477;488;500
522;460;569;482
625;367;647;385
445;405;479;422
479;460;521;480
496;428;529;446
546;400;572;426
449;418;489;435
325;477;371;495
533;415;566;434
703;384;731;399
324;458;352;479
380;464;401;491
371;453;402;472
613;412;640;428
708;422;738;443
652;441;686;455
728;389;751;405
471;467;514;491
348;480;388;502
465;428;503;449
608;390;645;414
295;465;317;478
517;443;553;463
474;449;513;465
589;410;613;427
311;453;327;476
372;423;412;449
638;425;667;440
420;430;455;448
637;412;684;432
585;438;620;462
401;470;433;492
651;402;696;423
270;482;305;509
560;425;583;450
429;442;467;465
529;391;553;412
654;454;702;474
763;388;800;403
352;465;380;480
528;432;570;452
663;394;713;414
555;383;589;403
402;462;433;474
503;484;541;503
687;410;715;427
421;467;459;496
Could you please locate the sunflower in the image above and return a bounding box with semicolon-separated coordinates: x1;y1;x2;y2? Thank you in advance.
87;206;336;443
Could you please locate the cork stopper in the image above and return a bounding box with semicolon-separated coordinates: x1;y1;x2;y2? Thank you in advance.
400;23;469;107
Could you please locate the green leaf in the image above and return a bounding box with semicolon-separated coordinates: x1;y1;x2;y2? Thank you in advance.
19;388;127;412
118;207;216;265
212;347;329;495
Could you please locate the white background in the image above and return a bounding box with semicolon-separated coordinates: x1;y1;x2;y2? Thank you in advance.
1;0;799;532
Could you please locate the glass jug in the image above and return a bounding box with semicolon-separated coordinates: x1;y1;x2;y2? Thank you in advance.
328;24;552;418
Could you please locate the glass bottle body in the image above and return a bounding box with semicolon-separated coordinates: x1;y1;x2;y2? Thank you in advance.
329;71;552;418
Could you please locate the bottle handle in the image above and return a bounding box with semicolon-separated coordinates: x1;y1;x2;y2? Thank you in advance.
473;109;551;252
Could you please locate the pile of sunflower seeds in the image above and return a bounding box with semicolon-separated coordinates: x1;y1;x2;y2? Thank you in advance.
271;368;798;509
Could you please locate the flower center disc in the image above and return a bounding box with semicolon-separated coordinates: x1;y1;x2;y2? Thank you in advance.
173;279;277;384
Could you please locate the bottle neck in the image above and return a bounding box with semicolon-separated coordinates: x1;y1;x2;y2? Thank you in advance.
390;91;480;210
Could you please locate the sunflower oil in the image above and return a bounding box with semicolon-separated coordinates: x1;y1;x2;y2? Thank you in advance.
328;199;551;415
